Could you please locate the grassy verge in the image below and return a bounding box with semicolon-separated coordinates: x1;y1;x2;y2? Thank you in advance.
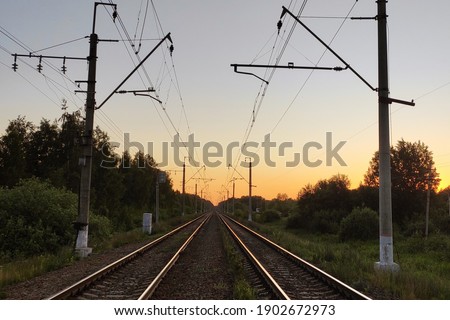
220;225;257;299
244;218;450;299
0;247;74;298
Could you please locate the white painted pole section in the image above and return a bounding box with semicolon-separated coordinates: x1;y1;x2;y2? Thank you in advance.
75;226;92;257
143;213;152;234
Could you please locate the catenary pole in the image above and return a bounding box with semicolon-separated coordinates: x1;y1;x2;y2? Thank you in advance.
248;159;252;222
75;2;117;258
375;0;399;272
182;160;186;216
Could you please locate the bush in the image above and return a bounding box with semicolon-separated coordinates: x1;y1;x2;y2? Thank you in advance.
259;209;281;223
0;178;77;259
88;213;113;245
286;208;346;234
431;208;450;235
339;207;378;241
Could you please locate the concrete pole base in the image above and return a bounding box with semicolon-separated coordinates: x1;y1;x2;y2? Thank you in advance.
75;247;92;258
374;261;400;273
75;227;92;258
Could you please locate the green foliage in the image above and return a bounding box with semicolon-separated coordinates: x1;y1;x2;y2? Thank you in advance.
0;116;34;187
0;247;74;290
298;174;352;214
339;207;378;241
259;209;281;223
351;185;378;212
88;213;113;246
233;208;247;220
0;114;182;236
287;174;352;233
0;179;77;259
287;208;344;234
220;223;256;299
267;193;296;216
364;139;440;225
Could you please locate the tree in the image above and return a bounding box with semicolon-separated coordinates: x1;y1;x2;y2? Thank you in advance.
298;174;352;214
364;139;440;224
0;116;34;187
27;119;61;181
269;193;296;215
120;151;158;209
90;126;124;223
365;139;439;192
287;174;352;233
58;110;83;192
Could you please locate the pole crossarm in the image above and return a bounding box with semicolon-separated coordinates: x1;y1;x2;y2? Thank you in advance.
12;53;87;61
11;53;87;73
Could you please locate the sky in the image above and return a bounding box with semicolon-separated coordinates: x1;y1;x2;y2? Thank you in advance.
1;0;449;205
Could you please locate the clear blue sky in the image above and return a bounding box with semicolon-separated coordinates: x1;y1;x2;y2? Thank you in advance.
1;0;449;203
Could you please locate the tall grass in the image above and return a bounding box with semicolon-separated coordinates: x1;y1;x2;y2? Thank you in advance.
220;225;256;299
248;218;450;299
0;247;74;297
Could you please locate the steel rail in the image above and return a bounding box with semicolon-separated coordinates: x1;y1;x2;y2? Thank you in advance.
223;214;371;300
47;214;205;300
219;214;290;300
138;214;211;300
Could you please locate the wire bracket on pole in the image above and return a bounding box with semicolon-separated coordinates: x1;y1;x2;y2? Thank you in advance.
116;88;162;104
379;96;415;107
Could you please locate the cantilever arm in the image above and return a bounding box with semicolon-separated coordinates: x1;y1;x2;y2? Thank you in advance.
280;6;377;92
96;33;172;109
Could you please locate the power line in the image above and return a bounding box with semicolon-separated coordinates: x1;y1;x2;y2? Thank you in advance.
30;36;89;54
0;25;126;143
101;0;201;179
270;0;359;134
227;0;310;188
414;81;450;101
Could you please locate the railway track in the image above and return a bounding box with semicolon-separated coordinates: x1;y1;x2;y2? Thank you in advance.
47;212;369;300
219;214;370;300
47;214;209;300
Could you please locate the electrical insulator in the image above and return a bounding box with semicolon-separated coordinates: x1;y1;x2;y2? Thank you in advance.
12;54;18;72
37;56;43;73
61;57;67;74
112;7;118;22
169;44;174;56
277;20;283;34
